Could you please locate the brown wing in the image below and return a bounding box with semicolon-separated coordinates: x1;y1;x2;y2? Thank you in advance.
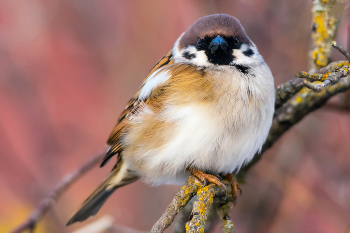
100;50;174;167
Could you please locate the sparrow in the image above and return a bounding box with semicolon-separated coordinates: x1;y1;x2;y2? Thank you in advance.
67;14;275;225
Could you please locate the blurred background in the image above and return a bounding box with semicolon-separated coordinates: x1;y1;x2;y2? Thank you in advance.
1;0;350;232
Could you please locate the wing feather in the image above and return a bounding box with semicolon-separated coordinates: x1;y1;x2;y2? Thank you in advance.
101;50;174;167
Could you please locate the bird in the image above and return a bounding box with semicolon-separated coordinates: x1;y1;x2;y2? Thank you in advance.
67;13;275;225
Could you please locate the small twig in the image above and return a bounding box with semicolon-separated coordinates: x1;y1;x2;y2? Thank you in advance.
276;42;350;109
296;61;350;92
150;175;202;233
10;152;105;233
300;41;350;92
275;61;350;109
332;41;350;62
218;203;235;233
303;79;336;92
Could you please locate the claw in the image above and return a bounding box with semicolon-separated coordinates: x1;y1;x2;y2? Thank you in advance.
187;167;224;187
225;173;242;201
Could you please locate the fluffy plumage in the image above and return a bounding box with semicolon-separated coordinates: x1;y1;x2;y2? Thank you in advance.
67;14;275;225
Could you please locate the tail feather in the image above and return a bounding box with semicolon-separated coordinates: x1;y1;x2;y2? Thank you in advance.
67;161;138;226
66;188;115;225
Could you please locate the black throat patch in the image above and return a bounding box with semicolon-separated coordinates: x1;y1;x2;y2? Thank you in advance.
230;64;250;74
194;35;241;65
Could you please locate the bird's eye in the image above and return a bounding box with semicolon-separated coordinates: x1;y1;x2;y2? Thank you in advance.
233;37;239;45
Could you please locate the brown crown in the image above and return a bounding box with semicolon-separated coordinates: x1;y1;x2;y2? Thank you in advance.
179;14;251;50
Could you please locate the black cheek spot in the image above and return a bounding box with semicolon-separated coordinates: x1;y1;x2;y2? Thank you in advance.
243;49;254;57
183;51;196;60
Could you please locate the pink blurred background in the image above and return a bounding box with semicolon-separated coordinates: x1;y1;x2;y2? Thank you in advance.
1;1;350;232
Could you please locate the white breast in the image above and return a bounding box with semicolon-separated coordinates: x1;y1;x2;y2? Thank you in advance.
126;63;275;185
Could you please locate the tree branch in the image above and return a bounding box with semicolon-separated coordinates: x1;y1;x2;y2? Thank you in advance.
150;176;202;233
173;197;219;233
173;197;195;233
275;78;304;109
185;184;217;233
10;152;105;233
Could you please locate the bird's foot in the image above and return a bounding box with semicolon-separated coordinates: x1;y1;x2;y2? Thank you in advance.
187;167;223;187
225;173;242;203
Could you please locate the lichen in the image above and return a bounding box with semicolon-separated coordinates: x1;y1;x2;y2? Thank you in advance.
310;0;342;70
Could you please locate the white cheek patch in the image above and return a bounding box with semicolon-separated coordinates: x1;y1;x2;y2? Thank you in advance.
138;69;170;100
182;46;211;66
172;35;212;67
232;44;260;65
176;46;211;67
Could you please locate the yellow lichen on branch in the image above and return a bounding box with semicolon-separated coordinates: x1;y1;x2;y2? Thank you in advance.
296;61;350;91
310;0;343;70
185;185;215;233
151;175;236;233
218;203;235;233
150;176;202;233
185;180;235;233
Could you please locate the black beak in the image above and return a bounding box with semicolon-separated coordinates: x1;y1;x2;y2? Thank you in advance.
209;35;228;53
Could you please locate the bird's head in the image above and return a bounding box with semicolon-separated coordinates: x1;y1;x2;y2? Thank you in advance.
173;14;261;68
